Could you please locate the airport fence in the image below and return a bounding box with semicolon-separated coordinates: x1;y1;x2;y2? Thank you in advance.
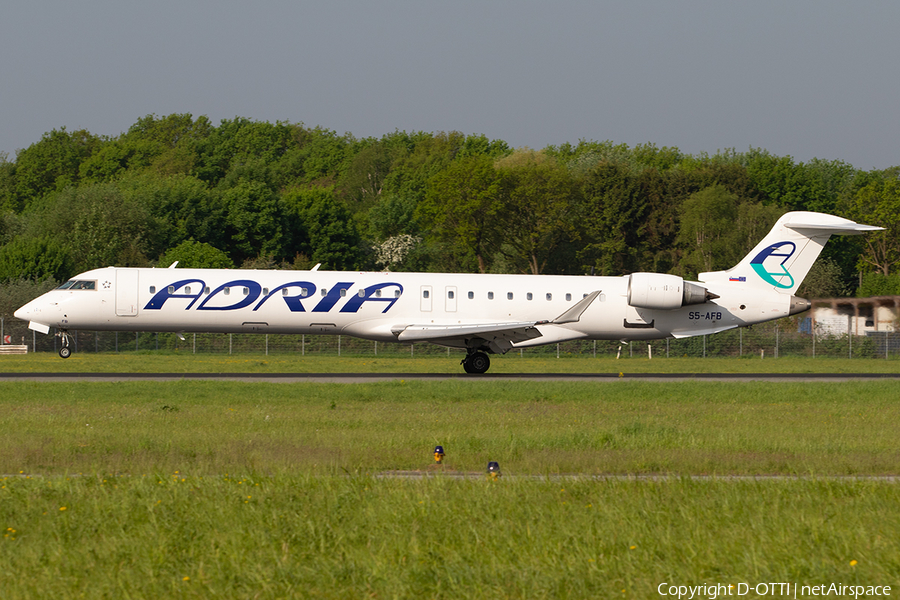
3;315;900;360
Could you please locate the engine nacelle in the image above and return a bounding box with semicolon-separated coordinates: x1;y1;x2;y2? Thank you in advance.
627;273;714;310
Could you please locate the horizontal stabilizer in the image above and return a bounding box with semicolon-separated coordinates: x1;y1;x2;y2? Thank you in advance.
784;221;883;235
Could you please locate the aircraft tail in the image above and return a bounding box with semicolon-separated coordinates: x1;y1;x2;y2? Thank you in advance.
698;211;882;294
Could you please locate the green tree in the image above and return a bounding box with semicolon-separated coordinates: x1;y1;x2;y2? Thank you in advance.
798;257;850;298
495;150;578;274
0;153;17;213
192;118;296;185
847;176;900;276
274;125;350;187
13;128;101;207
158;240;234;269
80;113;211;181
676;185;740;275
283;187;362;270
338;139;394;208
215;182;288;265
0;236;73;282
577;162;646;276
418;155;503;273
117;172;216;255
675;185;782;278
26;183;156;272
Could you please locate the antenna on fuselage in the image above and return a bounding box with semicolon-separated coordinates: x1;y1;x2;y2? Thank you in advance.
311;263;321;271
168;261;179;269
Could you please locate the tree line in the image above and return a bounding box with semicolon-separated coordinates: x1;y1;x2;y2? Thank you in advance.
1;113;899;306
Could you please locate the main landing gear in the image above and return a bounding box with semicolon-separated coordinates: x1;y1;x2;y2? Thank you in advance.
58;330;72;359
461;350;490;374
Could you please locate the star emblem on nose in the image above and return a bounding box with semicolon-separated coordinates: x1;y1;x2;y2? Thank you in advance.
102;281;111;289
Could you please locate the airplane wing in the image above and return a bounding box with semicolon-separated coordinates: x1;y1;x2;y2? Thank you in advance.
390;290;601;354
392;321;543;353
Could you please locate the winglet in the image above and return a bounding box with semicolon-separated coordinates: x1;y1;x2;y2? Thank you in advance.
551;290;601;324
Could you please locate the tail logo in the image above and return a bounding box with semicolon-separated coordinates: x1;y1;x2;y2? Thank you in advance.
750;242;796;289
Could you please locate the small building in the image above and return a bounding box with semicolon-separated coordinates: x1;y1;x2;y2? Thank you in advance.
804;296;900;336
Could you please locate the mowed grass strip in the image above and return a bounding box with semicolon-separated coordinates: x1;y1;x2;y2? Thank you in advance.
3;351;900;373
2;380;899;475
0;475;896;599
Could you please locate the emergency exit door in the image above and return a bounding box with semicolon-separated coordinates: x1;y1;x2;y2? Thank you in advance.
116;269;139;316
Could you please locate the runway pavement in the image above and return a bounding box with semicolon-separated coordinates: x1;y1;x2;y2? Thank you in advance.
1;372;899;382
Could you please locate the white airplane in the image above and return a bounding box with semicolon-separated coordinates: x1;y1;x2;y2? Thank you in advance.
14;211;881;373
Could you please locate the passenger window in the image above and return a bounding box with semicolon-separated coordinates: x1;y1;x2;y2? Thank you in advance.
394;290;401;298
224;288;230;295
448;291;455;299
204;287;210;294
301;288;308;295
262;288;268;296
468;291;474;299
488;292;494;300
242;287;249;296
358;289;365;297
150;286;156;294
546;293;552;301
168;286;175;294
375;289;382;298
507;292;513;300
566;293;572;301
527;293;533;301
423;290;430;298
282;288;289;296
321;288;327;296
340;289;347;297
185;287;191;294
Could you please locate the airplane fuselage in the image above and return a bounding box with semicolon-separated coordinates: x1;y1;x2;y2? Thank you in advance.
15;266;794;347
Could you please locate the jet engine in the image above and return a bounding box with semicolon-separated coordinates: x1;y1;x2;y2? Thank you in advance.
627;273;717;310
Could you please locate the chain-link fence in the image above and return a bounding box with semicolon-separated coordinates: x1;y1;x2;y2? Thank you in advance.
3;315;900;359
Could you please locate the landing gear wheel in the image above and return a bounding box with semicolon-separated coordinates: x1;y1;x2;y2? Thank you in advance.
462;351;490;374
58;330;71;359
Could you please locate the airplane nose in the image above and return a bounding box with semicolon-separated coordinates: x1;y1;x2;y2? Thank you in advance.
13;304;30;321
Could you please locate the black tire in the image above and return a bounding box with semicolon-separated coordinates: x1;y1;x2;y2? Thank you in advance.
59;346;72;359
467;352;490;374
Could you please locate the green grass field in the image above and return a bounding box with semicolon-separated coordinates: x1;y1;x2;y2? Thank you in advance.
2;351;900;373
1;375;899;597
2;380;899;475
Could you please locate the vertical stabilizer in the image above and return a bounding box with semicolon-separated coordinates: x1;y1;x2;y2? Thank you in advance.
698;212;882;294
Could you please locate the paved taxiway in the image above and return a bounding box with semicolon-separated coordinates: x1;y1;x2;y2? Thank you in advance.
1;372;899;382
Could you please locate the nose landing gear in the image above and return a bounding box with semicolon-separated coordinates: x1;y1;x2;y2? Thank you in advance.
58;330;72;359
461;350;490;374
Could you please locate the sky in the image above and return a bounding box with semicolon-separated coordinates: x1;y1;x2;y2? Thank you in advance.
2;1;898;170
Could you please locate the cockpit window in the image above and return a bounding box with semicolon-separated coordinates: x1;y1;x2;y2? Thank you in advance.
56;280;96;290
